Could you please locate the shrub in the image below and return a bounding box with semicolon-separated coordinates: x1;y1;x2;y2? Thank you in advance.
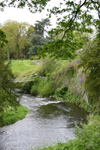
30;85;38;95
38;79;55;97
54;85;68;98
30;76;43;95
30;55;39;60
21;81;33;93
38;57;60;76
62;60;77;79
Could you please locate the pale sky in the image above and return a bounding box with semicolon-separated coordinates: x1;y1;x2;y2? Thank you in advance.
0;0;98;29
0;0;62;28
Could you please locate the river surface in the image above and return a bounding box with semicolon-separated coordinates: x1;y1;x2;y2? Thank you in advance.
0;94;88;150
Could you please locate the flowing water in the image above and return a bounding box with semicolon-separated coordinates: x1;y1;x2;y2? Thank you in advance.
0;94;88;150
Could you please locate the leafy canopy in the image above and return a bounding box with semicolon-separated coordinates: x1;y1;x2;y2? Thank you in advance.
0;0;50;12
79;35;100;103
28;18;52;56
1;20;30;59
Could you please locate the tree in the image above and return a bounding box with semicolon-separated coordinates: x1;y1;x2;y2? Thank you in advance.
0;45;19;122
34;18;51;37
28;18;52;56
39;0;99;58
27;25;34;39
1;1;99;58
1;20;30;59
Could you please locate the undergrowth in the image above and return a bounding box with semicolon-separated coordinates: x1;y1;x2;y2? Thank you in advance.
30;76;55;97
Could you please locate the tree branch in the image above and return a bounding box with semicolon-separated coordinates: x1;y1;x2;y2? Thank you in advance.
62;0;88;40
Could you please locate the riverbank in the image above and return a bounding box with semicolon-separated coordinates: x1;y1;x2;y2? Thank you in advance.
39;115;100;150
10;59;100;150
0;105;28;127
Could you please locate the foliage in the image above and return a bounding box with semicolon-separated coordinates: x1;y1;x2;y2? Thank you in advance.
0;46;19;122
1;20;30;60
38;0;99;58
1;0;100;59
30;85;39;95
27;25;34;39
21;81;33;93
30;55;39;60
30;76;43;95
52;59;78;89
79;39;100;103
38;78;55;97
38;57;60;76
28;18;52;56
39;31;91;59
54;85;68;98
30;76;55;97
34;18;51;37
0;29;8;48
0;105;28;127
0;0;50;12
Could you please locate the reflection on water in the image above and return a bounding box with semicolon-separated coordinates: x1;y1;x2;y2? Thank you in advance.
0;94;88;150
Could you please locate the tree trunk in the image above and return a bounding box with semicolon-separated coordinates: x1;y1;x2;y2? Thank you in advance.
7;47;10;60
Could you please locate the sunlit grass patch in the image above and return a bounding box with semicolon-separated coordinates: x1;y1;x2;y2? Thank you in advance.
11;60;39;78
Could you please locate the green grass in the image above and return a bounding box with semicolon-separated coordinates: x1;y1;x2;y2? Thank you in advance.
59;59;69;66
11;60;39;78
0;105;28;127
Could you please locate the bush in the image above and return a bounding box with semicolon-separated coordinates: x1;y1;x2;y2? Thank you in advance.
21;81;33;93
54;85;68;98
30;85;38;95
30;55;39;60
30;76;43;96
38;79;55;97
38;57;60;76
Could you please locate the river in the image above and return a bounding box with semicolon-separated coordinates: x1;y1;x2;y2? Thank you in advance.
0;94;88;150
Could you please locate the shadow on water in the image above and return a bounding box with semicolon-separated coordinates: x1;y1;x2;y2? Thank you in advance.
36;101;88;128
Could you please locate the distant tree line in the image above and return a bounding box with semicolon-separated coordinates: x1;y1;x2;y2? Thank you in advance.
0;18;52;60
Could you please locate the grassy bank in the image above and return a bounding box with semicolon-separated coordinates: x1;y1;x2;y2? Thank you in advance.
10;60;39;78
0;105;28;127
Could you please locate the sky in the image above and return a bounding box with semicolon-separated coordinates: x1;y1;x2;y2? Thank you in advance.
0;0;62;29
0;0;98;30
